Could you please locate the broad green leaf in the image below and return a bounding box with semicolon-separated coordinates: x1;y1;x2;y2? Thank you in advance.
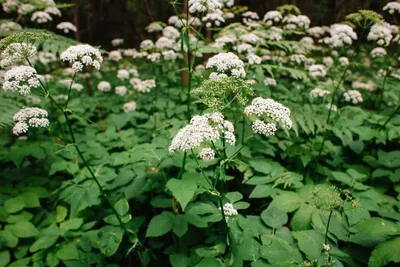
9;221;39;238
291;204;313;231
115;198;129;216
70;186;101;216
49;160;79;176
331;172;352;185
249;185;273;199
195;257;222;267
7;257;30;267
238;236;261;261
260;235;302;264
0;250;10;267
146;212;174;237
269;192;302;212
4;196;25;214
21;192;40;208
0;229;19;247
166;178;197;211
170;253;191;267
225;192;243;203
56;206;68;223
6;211;33;224
293;230;324;260
46;251;59;267
369;237;400;267
30;235;59;253
261;206;288;229
60;218;84;231
56;242;79;261
350;218;399;247
172;214;188;237
98;226;124;257
195;243;226;258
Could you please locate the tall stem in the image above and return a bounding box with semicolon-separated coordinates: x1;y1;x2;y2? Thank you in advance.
376;60;390;110
381;104;400;129
325;210;333;245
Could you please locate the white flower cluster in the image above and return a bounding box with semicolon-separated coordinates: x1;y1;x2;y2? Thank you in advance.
60;45;103;72
323;244;330;251
323;24;357;47
310;88;331;98
31;11;52;24
235;43;255;54
339;57;349;66
163;26;180;40
240;33;259;44
130;78;156;93
242;11;260;27
117;69;130;80
222;203;238;216
97;81;112;92
155;37;175;49
245;97;292;136
265;27;283;41
383;2;400;14
140;40;154;50
162;50;179;60
199;147;215;162
147;22;164;33
370;47;387;58
264;77;277;86
169;112;236;158
168;16;201;29
2;0;19;13
247;54;262;65
367;23;393;47
308;64;327;78
45;6;61;16
352;81;375;92
3;66;41;96
214;34;236;48
290;54;307;65
263;10;282;26
206;52;246;78
308;26;329;38
0;21;22;32
189;0;222;13
115;86;128;96
109;50;123;62
283;15;310;30
112;38;124;47
1;43;37;68
56;22;77;34
13;107;49;136
301;37;314;44
203;10;225;28
17;4;34;14
323;57;334;67
123;101;137;113
343;90;363;104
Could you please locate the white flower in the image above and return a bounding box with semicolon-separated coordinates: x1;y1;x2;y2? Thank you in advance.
202;9;225;28
310;88;331;98
235;43;255;54
221;203;238;216
163;26;180;40
18;4;35;14
115;86;128;96
323;24;357;47
245;97;292;131
60;44;103;72
147;53;161;62
263;10;282;25
352;81;375;92
247;54;262;65
301;37;314;44
155;37;175;49
97;81;112;92
207;52;246;78
214;34;237;48
12;107;49;136
370;47;387;58
109;50;122;62
111;38;124;47
2;66;41;96
130;78;156;93
123;101;137;112
199;147;215;162
264;77;276;86
31;11;52;24
383;2;400;14
189;0;222;13
2;0;19;13
308;64;327;78
308;26;329;38
1;43;37;68
367;23;393;47
265;27;283;41
323;244;330;251
56;22;77;34
147;22;164;33
45;6;61;16
169;112;235;154
140;40;154;50
242;11;260;26
252;120;277;136
323;57;334;67
290;54;307;65
326;103;337;112
343;90;363;104
0;21;22;32
162;50;179;60
240;33;259;44
283;15;310;30
339;57;349;66
117;69;130;80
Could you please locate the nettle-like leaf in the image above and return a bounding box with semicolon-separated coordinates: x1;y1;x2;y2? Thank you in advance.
369;237;400;267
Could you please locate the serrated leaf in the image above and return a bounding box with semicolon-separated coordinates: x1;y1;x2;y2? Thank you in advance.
98;226;124;257
261;206;288;229
369;237;400;267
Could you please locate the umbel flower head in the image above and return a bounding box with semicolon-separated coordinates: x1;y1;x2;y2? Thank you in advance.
56;22;77;34
169;112;236;160
12;107;49;136
2;66;41;96
322;24;357;47
60;44;103;72
189;0;222;13
0;43;37;68
367;23;393;47
244;97;292;136
206;52;246;78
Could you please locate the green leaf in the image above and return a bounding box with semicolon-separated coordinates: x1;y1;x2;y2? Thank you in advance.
369;237;400;267
56;242;79;261
7;257;30;267
291;204;313;231
169;253;191;267
331;171;353;185
6;211;33;224
269;192;302;212
166;178;198;211
261;206;288;229
260;235;302;264
0;229;19;247
4;196;25;214
60;218;84;231
146;212;174;237
293;230;324;260
0;250;10;267
249;185;273;199
9;221;40;238
30;236;59;253
195;257;222;267
225;192;243;203
98;226;124;257
238;237;261;261
49;160;79;176
56;206;68;223
46;251;59;267
21;192;40;208
350;218;399;247
70;186;101;216
115;198;129;216
172;214;188;237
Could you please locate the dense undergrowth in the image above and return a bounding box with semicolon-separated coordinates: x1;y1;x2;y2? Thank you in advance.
0;0;400;266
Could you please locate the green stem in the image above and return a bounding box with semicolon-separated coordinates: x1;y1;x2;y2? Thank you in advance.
381;104;400;129
65;72;77;109
376;60;390;110
177;151;187;180
324;210;333;245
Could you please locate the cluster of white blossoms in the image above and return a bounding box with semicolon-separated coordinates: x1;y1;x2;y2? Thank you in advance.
370;47;387;58
301;36;314;45
111;38;124;47
199;147;215;162
367;23;393;47
169;112;236;160
310;88;331;98
240;33;259;44
203;9;225;28
45;6;61;17
155;37;175;49
308;64;327;78
2;66;41;96
344;90;363;104
163;26;180;40
323;56;334;67
308;26;329;38
188;0;222;13
206;52;246;78
117;69;130;80
0;21;22;32
168;16;201;29
140;40;154;50
265;27;283;41
247;54;262;65
146;22;164;33
97;81;112;92
290;54;308;65
242;11;260;27
108;50;123;62
115;86;128;96
12;108;49;136
213;34;236;48
264;77;277;86
60;44;103;72
235;43;255;54
383;2;400;14
56;22;77;34
130;78;156;93
323;24;357;47
222;203;238;216
245;97;292;136
352;81;375;92
31;11;52;24
339;56;349;66
0;43;37;68
123;101;137;113
283;15;310;30
162;50;179;60
263;10;282;26
17;3;34;14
